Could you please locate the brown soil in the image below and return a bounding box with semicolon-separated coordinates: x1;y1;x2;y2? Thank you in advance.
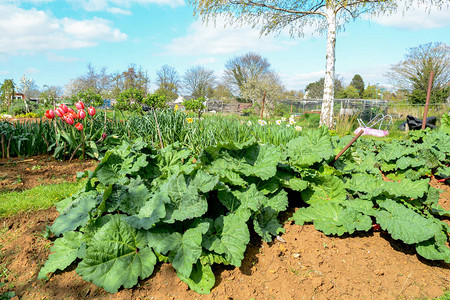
1;158;449;300
0;155;97;191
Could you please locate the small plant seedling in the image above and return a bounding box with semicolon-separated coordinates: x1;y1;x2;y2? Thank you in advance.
15;175;22;184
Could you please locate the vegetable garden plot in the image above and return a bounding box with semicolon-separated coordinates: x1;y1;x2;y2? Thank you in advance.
39;126;450;294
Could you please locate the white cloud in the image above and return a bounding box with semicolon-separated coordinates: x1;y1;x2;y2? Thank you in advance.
73;0;184;12
367;3;450;30
107;7;132;15
0;4;127;56
47;52;80;62
165;18;299;56
280;70;325;90
24;67;40;74
193;57;217;65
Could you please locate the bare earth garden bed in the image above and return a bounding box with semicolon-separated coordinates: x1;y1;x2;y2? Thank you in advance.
1;156;449;299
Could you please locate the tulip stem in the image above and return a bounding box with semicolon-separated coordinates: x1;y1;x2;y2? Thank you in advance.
54;119;59;148
69;142;82;163
82;129;85;160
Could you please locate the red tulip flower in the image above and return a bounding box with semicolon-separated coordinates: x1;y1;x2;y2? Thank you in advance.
65;115;74;125
60;103;69;113
78;109;86;119
45;109;54;119
75;122;83;131
75;101;85;110
88;106;96;116
55;108;64;117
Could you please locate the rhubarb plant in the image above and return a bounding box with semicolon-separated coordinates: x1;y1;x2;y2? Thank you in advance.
40;127;450;294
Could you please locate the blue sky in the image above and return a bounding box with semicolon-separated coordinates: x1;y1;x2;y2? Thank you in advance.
0;0;449;94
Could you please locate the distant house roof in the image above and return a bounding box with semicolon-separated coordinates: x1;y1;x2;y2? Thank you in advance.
13;93;25;100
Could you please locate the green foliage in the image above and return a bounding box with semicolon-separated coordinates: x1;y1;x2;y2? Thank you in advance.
27;125;450;295
408;86;450;104
116;88;145;112
350;74;365;97
142;93;167;109
183;97;207;118
335;85;359;99
441;113;450;135
77;89;103;107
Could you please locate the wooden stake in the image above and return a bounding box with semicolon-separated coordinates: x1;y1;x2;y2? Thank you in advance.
331;129;364;166
422;71;434;130
260;91;266;120
153;110;164;149
0;159;33;165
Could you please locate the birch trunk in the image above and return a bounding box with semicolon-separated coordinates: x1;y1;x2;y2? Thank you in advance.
320;4;336;128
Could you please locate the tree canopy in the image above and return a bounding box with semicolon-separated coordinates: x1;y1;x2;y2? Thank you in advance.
156;65;180;101
386;42;449;104
350;74;365;97
183;66;216;98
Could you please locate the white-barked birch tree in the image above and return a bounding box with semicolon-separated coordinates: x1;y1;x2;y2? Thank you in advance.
188;0;447;127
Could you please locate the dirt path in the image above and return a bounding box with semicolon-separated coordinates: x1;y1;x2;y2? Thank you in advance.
0;157;449;299
0;155;97;191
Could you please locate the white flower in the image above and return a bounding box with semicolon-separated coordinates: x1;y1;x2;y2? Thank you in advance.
289;119;296;125
258;119;267;126
247;121;252;126
281;117;287;122
286;124;291;127
240;120;244;124
276;120;282;125
295;126;302;131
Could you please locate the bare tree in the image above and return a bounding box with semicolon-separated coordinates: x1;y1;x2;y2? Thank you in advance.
19;74;34;113
188;0;447;127
183;66;216;98
156;65;180;101
241;71;284;110
386;42;449;92
224;52;272;96
66;63;111;97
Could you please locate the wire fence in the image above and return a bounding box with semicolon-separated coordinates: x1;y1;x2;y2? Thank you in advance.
278;99;449;122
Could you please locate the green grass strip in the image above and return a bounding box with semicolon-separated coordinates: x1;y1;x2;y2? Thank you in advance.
0;180;86;218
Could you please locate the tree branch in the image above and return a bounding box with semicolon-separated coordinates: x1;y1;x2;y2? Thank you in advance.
229;0;326;17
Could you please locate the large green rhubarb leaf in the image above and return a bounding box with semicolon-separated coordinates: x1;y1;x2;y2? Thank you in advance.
266;189;289;212
147;221;209;278
344;173;383;199
177;261;215;295
51;191;99;236
164;174;208;223
291;202;372;236
239;144;282;180
301;175;347;205
207;158;247;187
126;190;168;230
416;231;450;263
253;207;283;242
375;200;441;244
76;215;156;293
38;231;84;279
382;178;429;199
203;210;251;267
396;156;425;170
190;170;219;193
106;178;151;215
376;141;415;162
231;184;267;212
286;127;334;168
